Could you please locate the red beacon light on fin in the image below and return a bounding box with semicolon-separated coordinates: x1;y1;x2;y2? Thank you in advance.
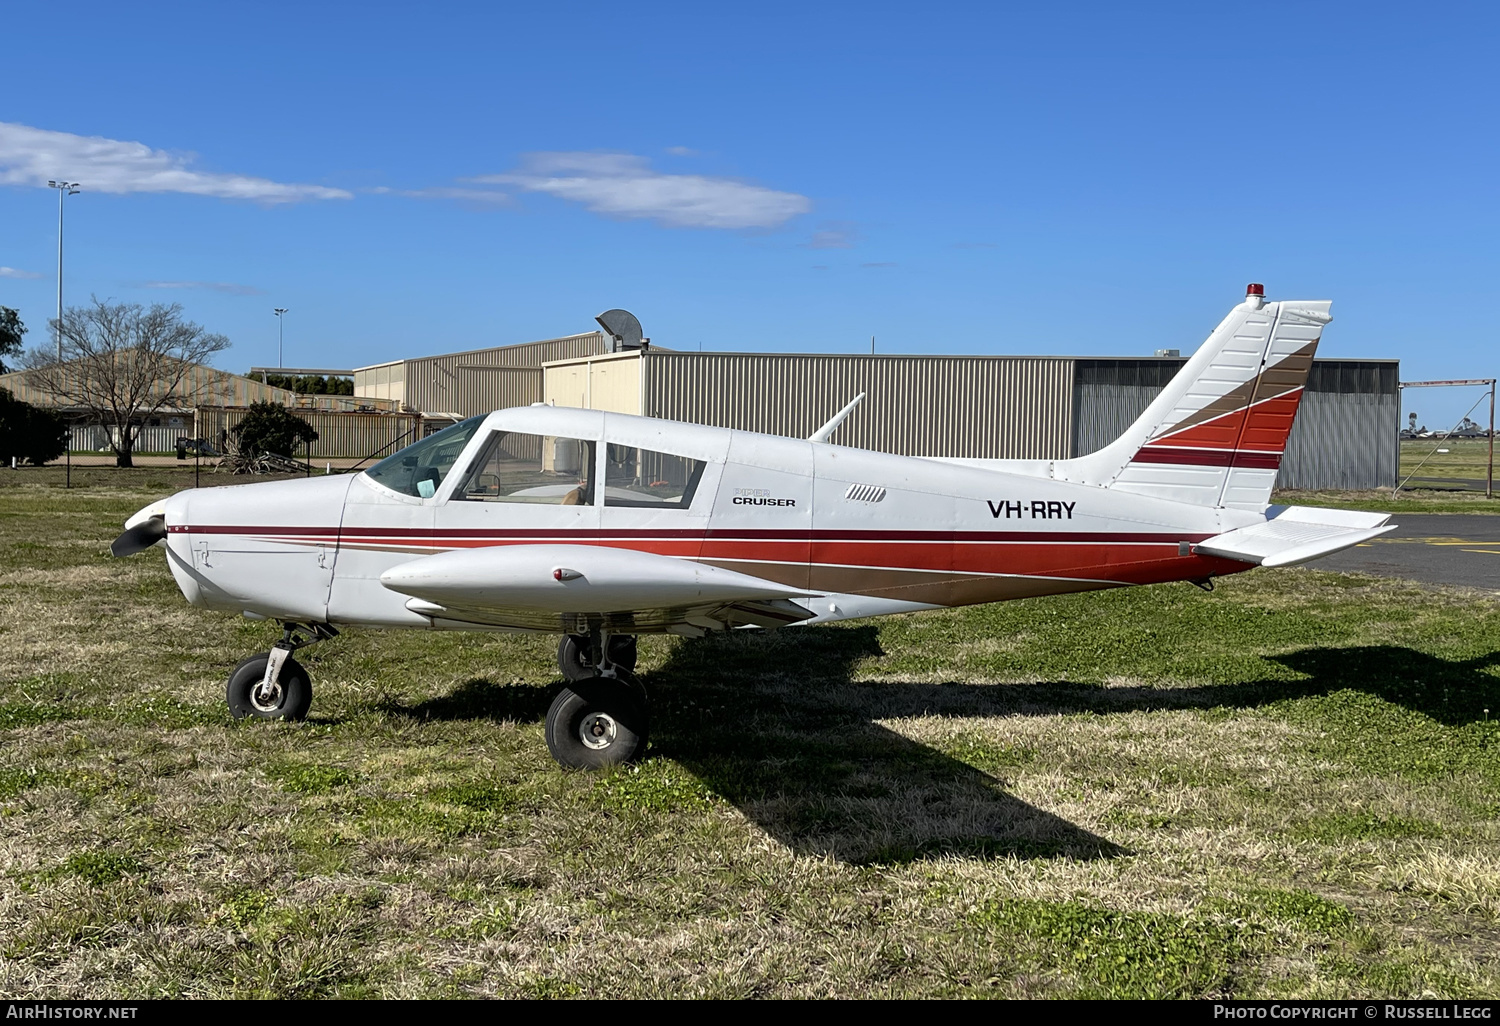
1246;283;1265;297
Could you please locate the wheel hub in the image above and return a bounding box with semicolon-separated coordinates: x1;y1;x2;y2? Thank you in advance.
579;712;618;750
251;680;284;712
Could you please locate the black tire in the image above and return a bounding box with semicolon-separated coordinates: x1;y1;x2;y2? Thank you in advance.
226;652;312;721
544;675;649;769
557;634;638;682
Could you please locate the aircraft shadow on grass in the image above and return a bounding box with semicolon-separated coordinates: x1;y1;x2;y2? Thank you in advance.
380;630;1499;865
386;626;1125;865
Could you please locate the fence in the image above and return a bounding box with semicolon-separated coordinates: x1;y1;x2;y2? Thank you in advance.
194;407;423;459
70;422;193;454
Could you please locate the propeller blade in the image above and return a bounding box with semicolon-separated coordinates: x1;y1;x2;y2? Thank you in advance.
111;517;167;557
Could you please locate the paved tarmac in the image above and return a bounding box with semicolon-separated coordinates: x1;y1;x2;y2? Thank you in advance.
1313;514;1500;592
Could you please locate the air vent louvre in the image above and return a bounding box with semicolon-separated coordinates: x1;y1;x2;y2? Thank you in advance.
844;483;887;503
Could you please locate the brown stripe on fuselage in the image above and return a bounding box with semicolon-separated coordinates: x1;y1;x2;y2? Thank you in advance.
698;559;1120;606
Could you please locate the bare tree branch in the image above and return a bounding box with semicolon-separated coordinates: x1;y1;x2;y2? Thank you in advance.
21;298;231;467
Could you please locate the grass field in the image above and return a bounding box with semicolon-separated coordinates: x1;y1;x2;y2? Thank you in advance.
1400;438;1497;491
1;468;1498;998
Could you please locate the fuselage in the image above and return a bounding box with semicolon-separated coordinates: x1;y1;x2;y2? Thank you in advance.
154;405;1266;632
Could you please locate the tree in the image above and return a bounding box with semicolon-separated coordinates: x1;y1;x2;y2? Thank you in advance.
21;299;231;467
0;307;25;374
231;401;318;458
255;372;354;396
0;388;68;466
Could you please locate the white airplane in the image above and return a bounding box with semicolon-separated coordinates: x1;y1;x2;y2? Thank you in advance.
113;285;1394;768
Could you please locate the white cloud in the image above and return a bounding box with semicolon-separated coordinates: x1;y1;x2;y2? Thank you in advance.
0;266;43;279
395;185;514;205
665;146;699;157
803;220;861;249
467;152;811;229
139;280;266;296
0;122;351;204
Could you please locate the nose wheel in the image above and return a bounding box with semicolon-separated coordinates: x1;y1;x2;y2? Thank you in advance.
226;651;312;720
225;621;336;722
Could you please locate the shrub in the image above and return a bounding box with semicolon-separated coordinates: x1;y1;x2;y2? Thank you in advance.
0;388;68;466
231;401;319;457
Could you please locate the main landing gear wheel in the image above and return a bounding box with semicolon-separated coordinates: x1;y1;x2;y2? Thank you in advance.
557;634;638;682
545;675;649;769
226;652;312;721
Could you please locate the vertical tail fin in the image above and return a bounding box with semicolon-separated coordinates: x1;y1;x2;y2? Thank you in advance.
1058;285;1332;510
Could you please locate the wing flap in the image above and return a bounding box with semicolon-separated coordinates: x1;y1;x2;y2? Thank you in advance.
403;595;815;634
1195;505;1395;567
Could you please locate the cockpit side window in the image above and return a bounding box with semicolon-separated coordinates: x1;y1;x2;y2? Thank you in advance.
604;444;706;509
455;431;596;504
364;416;486;498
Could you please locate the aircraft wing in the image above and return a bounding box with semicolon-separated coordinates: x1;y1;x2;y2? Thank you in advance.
378;543;817;634
1194;506;1395;568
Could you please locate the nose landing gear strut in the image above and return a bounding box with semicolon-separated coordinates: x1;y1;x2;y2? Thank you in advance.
226;622;338;721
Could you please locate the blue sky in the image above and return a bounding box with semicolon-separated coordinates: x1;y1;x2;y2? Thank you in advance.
2;1;1497;429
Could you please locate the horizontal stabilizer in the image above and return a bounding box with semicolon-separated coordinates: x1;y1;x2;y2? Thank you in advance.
1194;506;1395;567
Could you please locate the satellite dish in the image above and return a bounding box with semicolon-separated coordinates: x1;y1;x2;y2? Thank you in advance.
595;309;644;352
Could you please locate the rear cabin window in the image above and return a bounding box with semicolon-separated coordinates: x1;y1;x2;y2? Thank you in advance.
456;431;596;504
604;444;706;509
364;416;485;498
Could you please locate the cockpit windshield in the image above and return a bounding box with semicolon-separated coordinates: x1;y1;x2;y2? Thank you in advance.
364;416;486;498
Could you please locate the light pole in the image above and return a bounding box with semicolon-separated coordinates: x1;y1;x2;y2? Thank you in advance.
273;308;289;369
47;181;81;361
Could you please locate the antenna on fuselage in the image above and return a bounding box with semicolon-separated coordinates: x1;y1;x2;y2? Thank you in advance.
809;393;866;443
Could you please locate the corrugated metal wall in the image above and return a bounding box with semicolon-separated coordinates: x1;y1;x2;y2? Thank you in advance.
352;361;405;404
1070;358;1399;488
397;332;604;416
643;352;1075;459
446;367;543;416
0;364;298;409
195;407;423;459
543;352;644;413
71;422;194;454
1071;359;1185;458
1277;393;1399;489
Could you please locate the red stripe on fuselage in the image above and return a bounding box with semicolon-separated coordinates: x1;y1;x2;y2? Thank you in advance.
176;525;1209;544
168;523;1243;587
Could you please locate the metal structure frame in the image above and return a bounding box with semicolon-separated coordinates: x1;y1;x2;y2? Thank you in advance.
46;181;81;361
1397;378;1496;498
